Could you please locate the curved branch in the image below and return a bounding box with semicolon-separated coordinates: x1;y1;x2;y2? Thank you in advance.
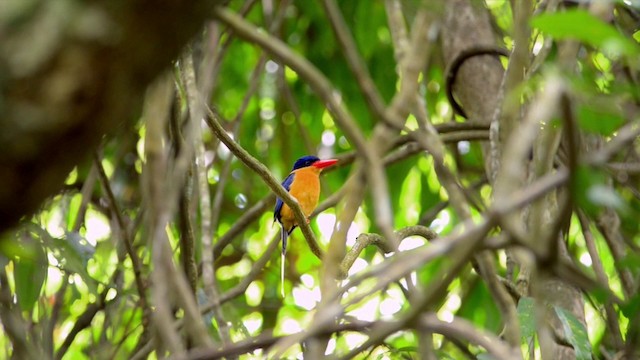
205;106;324;259
419;313;516;360
93;152;149;320
339;225;438;279
212;5;397;266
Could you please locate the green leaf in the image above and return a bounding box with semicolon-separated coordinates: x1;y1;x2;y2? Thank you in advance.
65;193;83;231
457;280;501;333
619;290;640;319
34;227;98;295
577;103;625;136
517;297;536;343
13;236;47;313
554;306;592;360
573;166;628;216
531;9;640;57
398;167;422;225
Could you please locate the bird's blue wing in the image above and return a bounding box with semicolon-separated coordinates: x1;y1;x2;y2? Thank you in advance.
274;172;295;223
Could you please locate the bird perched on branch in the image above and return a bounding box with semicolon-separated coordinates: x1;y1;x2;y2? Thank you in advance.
274;155;338;255
274;155;337;295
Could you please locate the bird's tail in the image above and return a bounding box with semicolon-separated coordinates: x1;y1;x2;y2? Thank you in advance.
281;226;288;255
280;226;288;298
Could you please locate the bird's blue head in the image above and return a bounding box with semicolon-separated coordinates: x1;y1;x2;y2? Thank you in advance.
290;155;338;171
291;156;320;170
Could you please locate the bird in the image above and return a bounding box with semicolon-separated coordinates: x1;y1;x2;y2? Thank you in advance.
274;155;338;256
274;155;337;296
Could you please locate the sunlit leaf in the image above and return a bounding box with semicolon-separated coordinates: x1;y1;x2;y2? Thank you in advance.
619;291;640;319
554;306;592;360
517;297;536;342
398;167;422;225
39;229;98;295
13;235;47;313
65;193;83;231
531;9;640;57
577;103;625;136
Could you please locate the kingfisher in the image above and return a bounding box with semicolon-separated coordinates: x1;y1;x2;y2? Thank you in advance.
274;155;338;256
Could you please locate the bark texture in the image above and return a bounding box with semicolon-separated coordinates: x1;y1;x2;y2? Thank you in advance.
441;1;586;358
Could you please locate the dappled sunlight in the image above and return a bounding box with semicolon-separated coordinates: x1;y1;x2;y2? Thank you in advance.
246;281;264;307
346;221;362;245
429;209;450;233
265;60;279;74
438;292;462;325
248;213;279;259
321;130;336;147
300;273;314;288
292;285;321;311
217;257;251;281
281;318;303;335
379;297;402;317
398;236;425;251
45;207;65;238
398;273;418;289
316;209;367;247
325;338;337;355
44;265;63;295
457;140;470;154
316;212;336;243
342;333;368;351
579;253;592;267
347;258;368;277
84;210;111;246
243;312;264;336
347;296;380;322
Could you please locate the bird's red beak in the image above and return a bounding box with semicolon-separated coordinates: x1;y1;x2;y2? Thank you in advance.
312;159;338;169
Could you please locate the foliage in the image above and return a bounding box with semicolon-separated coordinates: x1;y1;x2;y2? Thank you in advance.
1;0;640;359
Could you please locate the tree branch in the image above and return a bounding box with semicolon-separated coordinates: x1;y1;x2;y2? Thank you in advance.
205;106;324;259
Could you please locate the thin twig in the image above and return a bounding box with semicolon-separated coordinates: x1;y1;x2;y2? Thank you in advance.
93;151;149;321
144;73;188;356
202;235;279;313
55;271;119;360
178;167;198;292
577;210;624;350
419;313;517;360
181;49;231;345
184;321;373;360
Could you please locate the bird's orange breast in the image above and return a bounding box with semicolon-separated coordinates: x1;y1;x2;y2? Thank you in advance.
279;167;321;228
